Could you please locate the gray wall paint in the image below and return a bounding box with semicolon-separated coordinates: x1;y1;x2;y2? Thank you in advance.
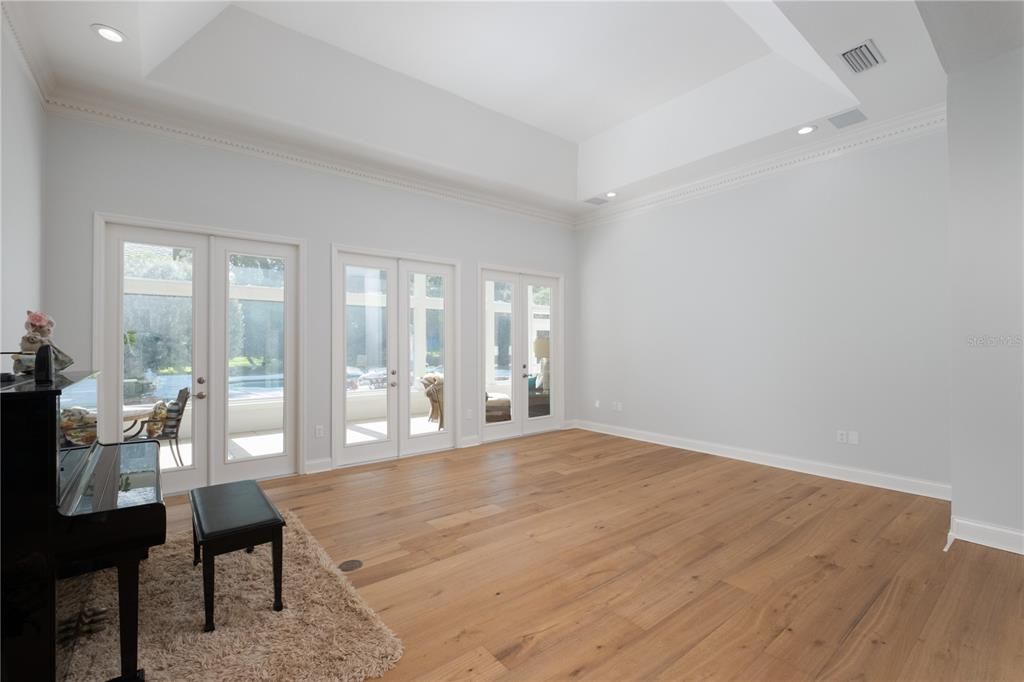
41;114;577;466
947;46;1024;533
575;133;951;486
1;27;45;349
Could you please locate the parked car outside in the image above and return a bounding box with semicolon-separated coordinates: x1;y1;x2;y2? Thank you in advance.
359;367;388;389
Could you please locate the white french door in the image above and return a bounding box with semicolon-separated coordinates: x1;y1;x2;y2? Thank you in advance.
481;269;560;441
209;238;298;483
334;252;455;466
100;224;298;493
102;226;210;491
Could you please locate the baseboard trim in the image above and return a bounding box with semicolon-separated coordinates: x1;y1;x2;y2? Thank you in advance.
574;421;952;501
459;436;483;449
949;517;1024;555
303;458;334;474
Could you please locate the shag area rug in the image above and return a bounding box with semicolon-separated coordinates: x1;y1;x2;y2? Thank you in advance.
58;512;403;681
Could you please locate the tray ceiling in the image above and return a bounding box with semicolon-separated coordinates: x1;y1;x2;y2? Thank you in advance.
4;1;947;218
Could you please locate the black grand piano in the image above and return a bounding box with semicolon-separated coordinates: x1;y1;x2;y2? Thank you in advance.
1;371;166;681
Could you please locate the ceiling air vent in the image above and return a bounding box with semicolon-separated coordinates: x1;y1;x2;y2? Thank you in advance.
584;196;608;206
829;109;868;129
841;39;885;73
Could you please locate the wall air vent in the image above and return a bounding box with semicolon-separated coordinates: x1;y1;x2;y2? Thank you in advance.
584;196;608;206
841;39;885;73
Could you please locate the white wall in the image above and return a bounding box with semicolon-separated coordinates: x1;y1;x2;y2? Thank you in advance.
1;24;45;350
575;132;951;490
947;47;1024;546
41;113;577;469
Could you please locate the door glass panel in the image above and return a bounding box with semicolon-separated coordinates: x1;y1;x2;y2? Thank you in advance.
484;278;513;423
528;284;553;418
122;242;194;471
226;254;286;460
408;272;446;436
345;266;389;444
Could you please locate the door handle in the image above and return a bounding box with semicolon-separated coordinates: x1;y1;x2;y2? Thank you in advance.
195;391;207;400
389;382;397;388
521;374;528;379
196;377;206;385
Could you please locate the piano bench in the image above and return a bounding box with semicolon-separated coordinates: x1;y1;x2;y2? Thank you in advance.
187;480;286;633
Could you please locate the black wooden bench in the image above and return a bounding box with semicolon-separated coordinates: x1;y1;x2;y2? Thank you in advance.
188;480;285;632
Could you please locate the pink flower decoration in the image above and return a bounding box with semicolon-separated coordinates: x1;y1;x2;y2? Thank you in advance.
27;311;50;327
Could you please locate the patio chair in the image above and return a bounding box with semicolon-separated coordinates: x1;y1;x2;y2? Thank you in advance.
138;387;190;467
421;374;444;430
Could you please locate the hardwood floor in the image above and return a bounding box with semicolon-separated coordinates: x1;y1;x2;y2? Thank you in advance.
166;429;1024;681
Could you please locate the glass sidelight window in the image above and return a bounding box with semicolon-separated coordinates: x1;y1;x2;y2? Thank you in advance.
122;241;197;471
344;265;391;445
484;277;514;424
225;254;286;461
527;283;552;418
408;272;447;435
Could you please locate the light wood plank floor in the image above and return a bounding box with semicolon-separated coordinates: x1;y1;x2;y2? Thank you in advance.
166;429;1024;681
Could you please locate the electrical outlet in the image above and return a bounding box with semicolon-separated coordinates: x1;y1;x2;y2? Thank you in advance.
314;425;325;439
836;430;848;444
612;401;624;413
848;430;860;445
594;399;601;409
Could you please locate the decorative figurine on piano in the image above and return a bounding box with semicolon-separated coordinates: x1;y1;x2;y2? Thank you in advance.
12;310;74;375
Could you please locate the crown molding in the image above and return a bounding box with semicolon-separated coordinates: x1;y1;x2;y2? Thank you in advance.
40;93;947;232
5;5;577;226
573;104;948;230
10;0;946;233
2;4;47;103
42;95;578;227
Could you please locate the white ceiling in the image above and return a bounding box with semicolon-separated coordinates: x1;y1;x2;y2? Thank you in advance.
4;1;951;219
241;1;772;142
916;0;1024;74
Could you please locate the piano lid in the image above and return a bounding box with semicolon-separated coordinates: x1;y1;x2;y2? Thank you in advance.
59;440;161;517
0;370;97;396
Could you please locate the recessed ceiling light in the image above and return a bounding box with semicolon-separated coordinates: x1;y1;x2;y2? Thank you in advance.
91;24;125;43
605;192;617;198
797;125;817;135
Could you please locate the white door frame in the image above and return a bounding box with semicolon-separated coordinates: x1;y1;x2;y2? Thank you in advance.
478;265;565;442
209;237;299;483
100;225;210;492
333;252;400;464
398;259;457;457
93;212;307;483
479;269;522;441
331;243;462;468
520;272;560;436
